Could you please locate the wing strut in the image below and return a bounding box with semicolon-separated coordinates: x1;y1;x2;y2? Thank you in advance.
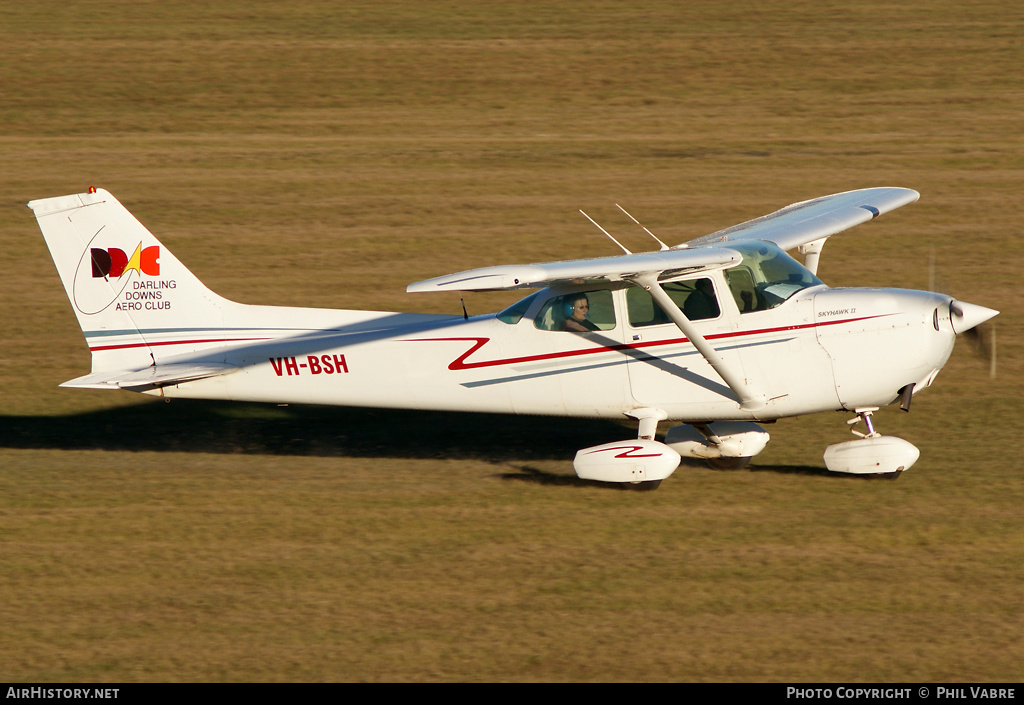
798;237;828;276
632;274;767;412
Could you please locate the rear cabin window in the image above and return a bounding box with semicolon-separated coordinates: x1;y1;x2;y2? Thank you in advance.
626;278;720;327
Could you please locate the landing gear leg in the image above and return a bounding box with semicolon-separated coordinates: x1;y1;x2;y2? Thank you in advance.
848;407;880;438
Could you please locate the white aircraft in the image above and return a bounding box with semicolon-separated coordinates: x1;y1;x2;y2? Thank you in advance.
30;187;997;488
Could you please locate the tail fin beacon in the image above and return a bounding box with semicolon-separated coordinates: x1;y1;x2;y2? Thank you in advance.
29;188;236;374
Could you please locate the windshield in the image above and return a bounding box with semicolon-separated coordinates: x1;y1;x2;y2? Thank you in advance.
496;291;541;324
724;241;822;313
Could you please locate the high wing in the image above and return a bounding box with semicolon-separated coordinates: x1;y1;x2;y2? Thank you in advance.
682;186;919;251
407;247;741;293
408;187;917;294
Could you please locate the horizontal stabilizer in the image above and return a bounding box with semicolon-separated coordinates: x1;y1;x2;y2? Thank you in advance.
408;247;741;293
61;363;237;390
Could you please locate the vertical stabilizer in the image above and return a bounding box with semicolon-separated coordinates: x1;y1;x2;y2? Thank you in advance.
29;188;233;372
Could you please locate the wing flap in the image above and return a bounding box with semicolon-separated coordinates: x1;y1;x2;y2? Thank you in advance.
683;187;919;251
61;363;237;390
407;247;741;293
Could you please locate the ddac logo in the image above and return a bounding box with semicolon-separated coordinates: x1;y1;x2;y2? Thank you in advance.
73;242;163;315
91;244;160;278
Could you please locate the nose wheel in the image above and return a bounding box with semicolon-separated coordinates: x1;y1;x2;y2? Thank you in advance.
823;407;920;476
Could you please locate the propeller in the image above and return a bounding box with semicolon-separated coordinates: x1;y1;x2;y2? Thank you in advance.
948;298;999;379
931;248;998;378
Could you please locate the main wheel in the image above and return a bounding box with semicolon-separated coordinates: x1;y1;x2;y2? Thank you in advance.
705;456;751;470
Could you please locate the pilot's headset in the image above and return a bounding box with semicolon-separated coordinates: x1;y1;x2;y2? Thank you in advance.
563;295;589;319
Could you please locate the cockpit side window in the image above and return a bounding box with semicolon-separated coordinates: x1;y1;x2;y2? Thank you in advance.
725;241;822;313
725;267;758;313
534;289;616;332
627;278;720;327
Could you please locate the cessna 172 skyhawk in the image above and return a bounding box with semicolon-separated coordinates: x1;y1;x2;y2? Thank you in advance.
30;187;997;488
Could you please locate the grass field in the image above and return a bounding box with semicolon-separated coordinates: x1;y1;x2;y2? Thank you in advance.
1;1;1022;682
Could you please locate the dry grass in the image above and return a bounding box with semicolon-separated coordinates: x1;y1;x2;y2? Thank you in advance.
1;0;1022;681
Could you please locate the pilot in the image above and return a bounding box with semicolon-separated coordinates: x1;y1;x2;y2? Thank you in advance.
739;290;755;313
682;279;720;320
563;294;600;332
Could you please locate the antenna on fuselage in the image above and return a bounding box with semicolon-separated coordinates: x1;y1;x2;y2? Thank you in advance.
579;210;631;255
616;204;670;251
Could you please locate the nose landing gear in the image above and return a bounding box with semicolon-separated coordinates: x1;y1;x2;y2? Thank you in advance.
823;408;920;477
848;408;879;438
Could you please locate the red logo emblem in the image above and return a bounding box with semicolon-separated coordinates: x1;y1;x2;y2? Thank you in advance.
91;244;159;278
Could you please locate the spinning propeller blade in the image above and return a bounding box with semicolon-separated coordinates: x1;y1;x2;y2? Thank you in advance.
949;299;998;379
930;248;998;379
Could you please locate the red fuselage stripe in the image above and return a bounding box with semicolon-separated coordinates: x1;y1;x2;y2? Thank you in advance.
86;314;885;364
409;314;887;371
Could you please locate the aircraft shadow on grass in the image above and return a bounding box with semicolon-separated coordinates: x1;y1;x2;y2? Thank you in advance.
0;399;629;462
1;399;833;479
498;460;838;488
